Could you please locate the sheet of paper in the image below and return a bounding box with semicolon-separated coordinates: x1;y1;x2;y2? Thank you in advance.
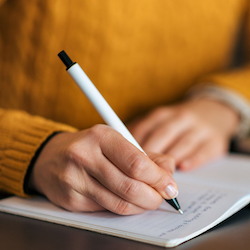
174;155;250;192
0;183;248;246
0;155;250;247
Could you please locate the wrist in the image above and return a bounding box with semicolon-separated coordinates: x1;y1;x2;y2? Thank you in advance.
186;85;250;139
185;98;240;137
24;132;63;194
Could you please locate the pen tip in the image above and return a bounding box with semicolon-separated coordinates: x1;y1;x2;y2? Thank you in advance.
178;209;184;215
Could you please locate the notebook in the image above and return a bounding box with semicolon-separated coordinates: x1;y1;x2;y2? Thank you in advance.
0;154;250;248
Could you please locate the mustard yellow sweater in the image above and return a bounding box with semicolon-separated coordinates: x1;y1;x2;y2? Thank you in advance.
0;0;250;196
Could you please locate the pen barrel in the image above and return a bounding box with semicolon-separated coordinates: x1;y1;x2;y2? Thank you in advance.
67;63;145;153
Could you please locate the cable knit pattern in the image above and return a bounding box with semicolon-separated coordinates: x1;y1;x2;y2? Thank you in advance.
0;0;250;196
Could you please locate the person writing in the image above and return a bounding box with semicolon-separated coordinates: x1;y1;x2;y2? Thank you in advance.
0;0;249;215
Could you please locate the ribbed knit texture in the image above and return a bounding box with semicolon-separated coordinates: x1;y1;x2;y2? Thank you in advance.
0;0;250;196
0;109;76;196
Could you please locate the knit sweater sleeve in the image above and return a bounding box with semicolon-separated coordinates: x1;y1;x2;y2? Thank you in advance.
0;108;77;197
196;2;250;101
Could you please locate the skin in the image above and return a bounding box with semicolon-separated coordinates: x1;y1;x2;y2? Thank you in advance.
29;98;239;215
29;125;177;215
128;98;240;170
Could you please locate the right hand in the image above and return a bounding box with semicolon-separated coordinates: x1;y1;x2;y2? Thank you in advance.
28;124;178;215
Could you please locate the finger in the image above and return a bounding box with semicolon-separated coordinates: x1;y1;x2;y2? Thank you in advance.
142;116;192;153
56;190;106;212
147;152;176;174
179;138;227;170
48;156;147;215
129;107;173;144
43;172;105;213
166;128;208;163
100;130;179;200
84;153;163;211
81;173;147;215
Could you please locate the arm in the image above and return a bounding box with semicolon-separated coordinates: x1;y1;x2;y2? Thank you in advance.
129;3;250;170
0;108;178;214
128;97;240;170
0;108;77;196
28;126;178;215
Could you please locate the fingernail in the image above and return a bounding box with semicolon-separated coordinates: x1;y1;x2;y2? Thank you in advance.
165;185;178;198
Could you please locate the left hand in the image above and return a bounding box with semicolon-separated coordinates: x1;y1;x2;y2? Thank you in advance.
128;99;240;170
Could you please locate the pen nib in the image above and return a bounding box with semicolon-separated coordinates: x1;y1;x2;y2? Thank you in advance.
178;209;184;215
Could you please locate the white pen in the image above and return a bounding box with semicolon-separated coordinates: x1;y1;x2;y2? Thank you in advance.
58;50;183;215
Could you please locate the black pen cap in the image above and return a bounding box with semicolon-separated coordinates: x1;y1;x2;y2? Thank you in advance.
58;50;76;70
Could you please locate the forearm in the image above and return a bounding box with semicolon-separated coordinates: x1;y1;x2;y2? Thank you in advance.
186;84;250;139
0;108;76;196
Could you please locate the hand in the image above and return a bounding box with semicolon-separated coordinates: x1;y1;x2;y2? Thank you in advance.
128;99;239;170
28;125;177;215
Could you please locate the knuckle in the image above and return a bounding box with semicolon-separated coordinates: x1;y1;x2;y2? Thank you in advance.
88;124;109;140
113;199;132;215
63;139;77;156
201;125;214;137
152;154;175;174
63;134;98;168
56;164;87;194
151;107;168;119
64;196;78;211
57;172;88;212
54;188;80;212
64;143;87;168
121;178;141;199
58;167;75;188
62;135;88;164
178;109;196;123
127;154;146;178
63;195;82;212
90;124;115;146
